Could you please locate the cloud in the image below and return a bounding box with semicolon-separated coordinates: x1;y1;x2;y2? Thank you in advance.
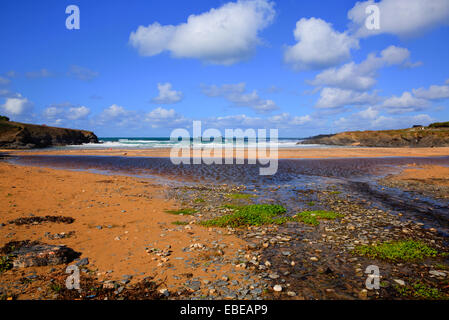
0;76;10;85
334;111;433;131
25;69;53;79
1;95;33;116
145;107;188;128
129;0;275;65
412;85;449;100
100;104;128;119
381;91;430;114
4;71;18;78
284;17;359;71
308;46;414;91
201;83;279;113
43;103;91;123
205;112;312;130
315;87;380;109
348;0;449;38
67;65;99;81
67;106;90;120
151;83;183;104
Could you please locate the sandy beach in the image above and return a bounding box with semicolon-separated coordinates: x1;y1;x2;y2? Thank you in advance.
0;162;260;299
4;146;449;159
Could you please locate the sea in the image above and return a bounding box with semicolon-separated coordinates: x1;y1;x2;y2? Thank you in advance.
56;137;336;150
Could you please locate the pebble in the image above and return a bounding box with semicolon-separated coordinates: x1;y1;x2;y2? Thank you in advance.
159;288;170;297
394;279;405;286
429;270;446;277
273;285;282;292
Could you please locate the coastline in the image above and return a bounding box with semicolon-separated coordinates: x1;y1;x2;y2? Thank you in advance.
1;150;449;300
2;146;449;159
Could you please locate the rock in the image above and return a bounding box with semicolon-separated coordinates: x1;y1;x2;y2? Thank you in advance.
394;279;405;286
186;281;201;291
310;256;319;262
429;270;446;277
75;257;89;266
268;273;279;279
287;291;296;297
10;243;79;268
273;285;282;292
102;281;115;289
0;120;99;149
359;289;368;299
159;288;170;297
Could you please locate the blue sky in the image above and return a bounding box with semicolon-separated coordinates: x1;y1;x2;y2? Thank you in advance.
1;0;448;137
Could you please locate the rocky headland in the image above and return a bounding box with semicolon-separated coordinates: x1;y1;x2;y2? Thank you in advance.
299;122;449;147
0;118;98;149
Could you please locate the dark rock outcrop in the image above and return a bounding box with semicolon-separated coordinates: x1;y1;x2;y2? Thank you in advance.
0;120;99;149
1;240;80;268
299;125;449;147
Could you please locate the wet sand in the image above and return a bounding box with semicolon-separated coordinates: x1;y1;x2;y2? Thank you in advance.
3;146;449;159
380;165;449;201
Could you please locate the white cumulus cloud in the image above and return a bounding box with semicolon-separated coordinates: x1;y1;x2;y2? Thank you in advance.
284;17;359;71
348;0;449;38
1;95;33;116
151;83;183;104
412;85;449;100
129;0;275;65
315;87;380;109
381;91;430;114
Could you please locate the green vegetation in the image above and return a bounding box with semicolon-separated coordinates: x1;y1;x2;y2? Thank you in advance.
294;210;343;226
428;121;449;128
396;282;448;300
354;240;438;262
164;208;197;215
434;263;449;271
0;115;9;121
0;255;13;273
307;201;315;206
200;204;286;228
172;220;189;226
49;283;63;293
194;198;205;203
329;191;341;195
227;193;255;200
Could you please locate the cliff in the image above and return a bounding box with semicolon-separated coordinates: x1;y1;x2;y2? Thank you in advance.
300;123;449;147
0;120;99;149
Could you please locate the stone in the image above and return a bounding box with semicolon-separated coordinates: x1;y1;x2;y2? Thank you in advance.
159;288;170;297
75;257;89;266
186;281;201;291
273;285;282;292
429;270;446;277
359;289;368;299
394;279;405;286
10;243;79;268
103;281;115;289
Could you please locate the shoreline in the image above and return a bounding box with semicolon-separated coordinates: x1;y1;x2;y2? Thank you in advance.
1;153;448;300
2;146;449;160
